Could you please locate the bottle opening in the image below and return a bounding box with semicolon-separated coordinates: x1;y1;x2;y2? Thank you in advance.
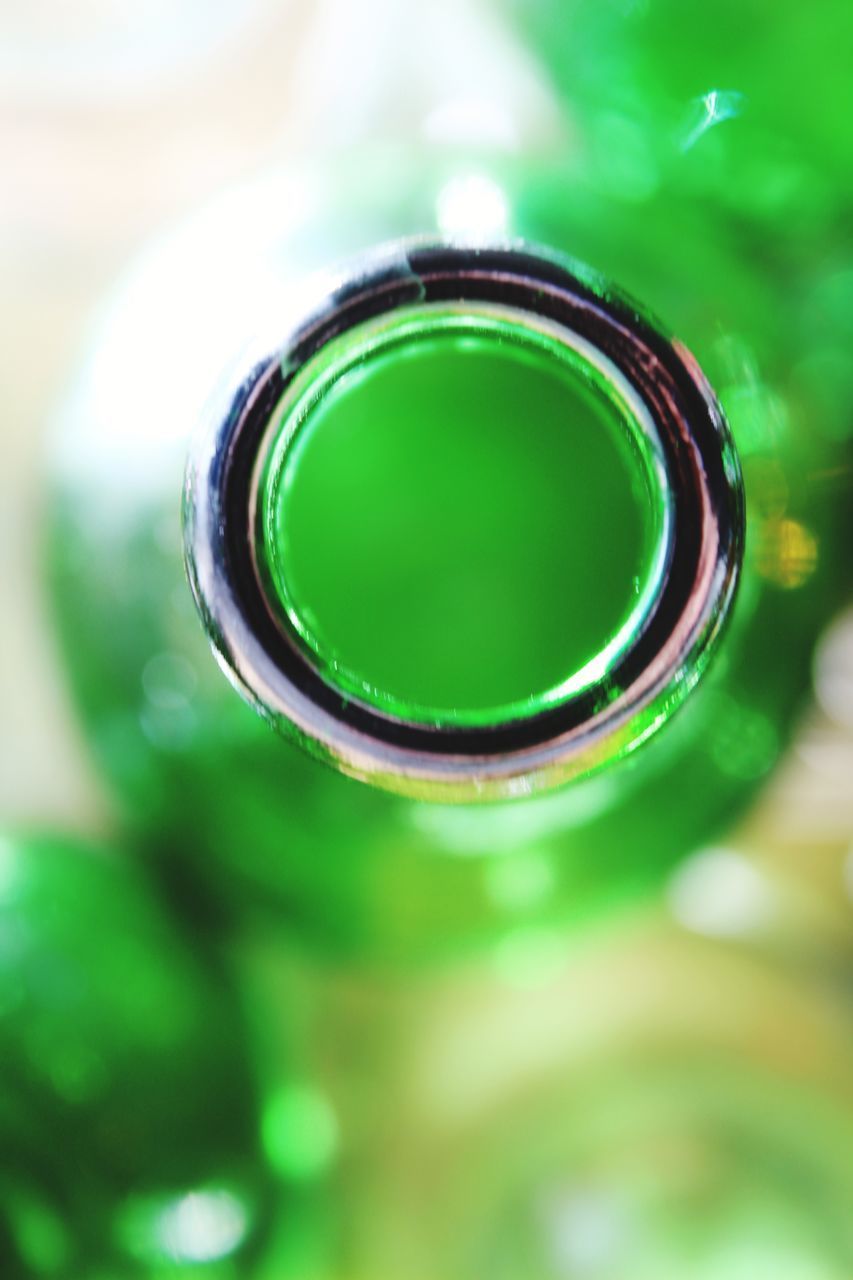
257;306;671;727
185;242;744;800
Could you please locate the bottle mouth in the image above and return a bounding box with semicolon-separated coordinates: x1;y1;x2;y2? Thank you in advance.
184;241;744;801
255;303;673;728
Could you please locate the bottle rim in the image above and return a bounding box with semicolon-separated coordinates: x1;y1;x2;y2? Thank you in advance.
255;300;674;728
184;239;744;801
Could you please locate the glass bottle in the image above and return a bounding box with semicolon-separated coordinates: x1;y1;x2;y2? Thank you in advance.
0;830;297;1278
47;0;851;963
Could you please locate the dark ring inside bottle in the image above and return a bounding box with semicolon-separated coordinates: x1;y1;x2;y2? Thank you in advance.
184;241;744;800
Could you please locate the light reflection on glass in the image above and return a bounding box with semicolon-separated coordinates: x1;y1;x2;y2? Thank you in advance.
679;89;745;153
411;777;619;857
436;174;509;241
156;1189;249;1263
667;847;773;939
52;172;320;507
118;1186;251;1265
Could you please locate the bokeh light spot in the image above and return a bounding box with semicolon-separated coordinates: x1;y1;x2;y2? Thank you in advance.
262;1084;338;1181
668;847;773;938
755;518;818;590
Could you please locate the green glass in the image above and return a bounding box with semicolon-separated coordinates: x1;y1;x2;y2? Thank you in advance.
47;3;850;961
259;313;665;727
506;0;851;206
0;831;278;1278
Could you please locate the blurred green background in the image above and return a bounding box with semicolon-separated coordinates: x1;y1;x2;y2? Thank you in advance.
1;1;852;1276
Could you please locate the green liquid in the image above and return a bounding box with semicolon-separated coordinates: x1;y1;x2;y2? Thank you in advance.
260;312;666;724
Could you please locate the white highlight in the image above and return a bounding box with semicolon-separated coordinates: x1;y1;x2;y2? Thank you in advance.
668;847;773;938
154;1189;248;1263
680;89;744;152
436;174;509;241
424;96;520;150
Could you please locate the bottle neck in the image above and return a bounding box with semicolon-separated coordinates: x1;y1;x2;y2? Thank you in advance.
184;241;743;801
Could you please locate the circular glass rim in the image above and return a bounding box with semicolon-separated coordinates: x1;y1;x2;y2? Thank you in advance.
254;301;674;729
184;239;744;801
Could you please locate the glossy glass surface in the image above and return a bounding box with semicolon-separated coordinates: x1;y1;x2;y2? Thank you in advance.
47;1;851;959
22;4;853;1277
260;307;666;725
191;242;738;802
